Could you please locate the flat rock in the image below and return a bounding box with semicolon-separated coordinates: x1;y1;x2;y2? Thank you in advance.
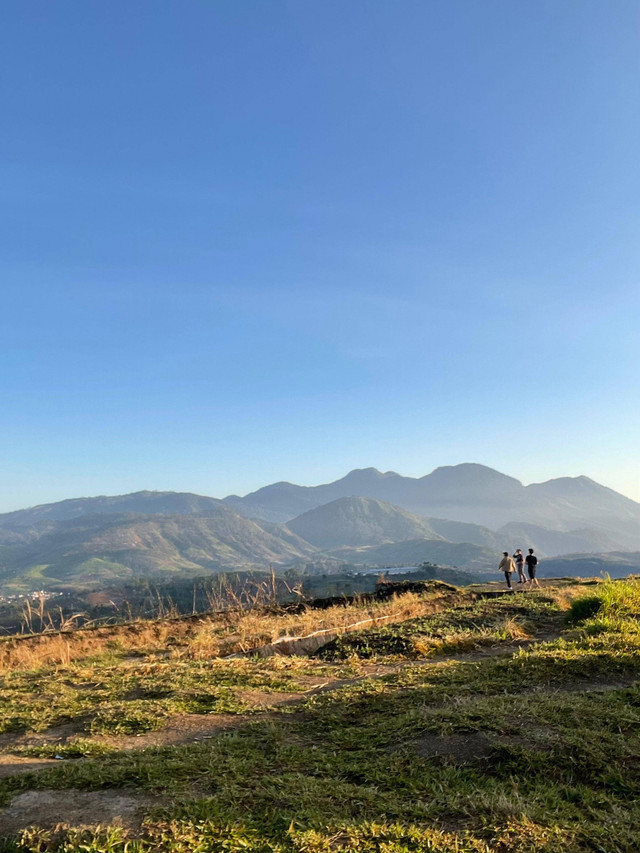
0;789;154;836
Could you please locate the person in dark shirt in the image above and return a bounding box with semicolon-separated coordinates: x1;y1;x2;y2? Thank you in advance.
525;548;540;589
513;549;526;583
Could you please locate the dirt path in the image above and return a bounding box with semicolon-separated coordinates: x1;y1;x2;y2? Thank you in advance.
0;625;569;768
1;621;639;837
1;606;632;780
0;754;61;779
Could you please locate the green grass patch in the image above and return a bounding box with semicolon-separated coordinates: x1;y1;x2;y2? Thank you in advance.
11;739;115;759
567;577;640;624
318;595;560;660
0;657;343;737
2;582;640;851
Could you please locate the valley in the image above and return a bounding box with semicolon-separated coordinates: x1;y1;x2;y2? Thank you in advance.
0;464;638;596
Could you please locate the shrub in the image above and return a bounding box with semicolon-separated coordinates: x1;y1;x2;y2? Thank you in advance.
566;595;602;624
567;577;640;624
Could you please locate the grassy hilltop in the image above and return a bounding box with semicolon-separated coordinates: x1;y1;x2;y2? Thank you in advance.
1;577;640;851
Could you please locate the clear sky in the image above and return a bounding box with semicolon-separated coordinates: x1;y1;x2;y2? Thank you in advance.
1;0;639;512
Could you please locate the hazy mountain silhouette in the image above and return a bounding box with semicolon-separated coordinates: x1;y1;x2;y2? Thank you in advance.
496;522;620;556
284;497;621;559
327;538;499;573
1;463;639;593
285;497;445;550
223;468;403;522
223;464;640;545
424;518;504;550
533;551;640;580
0;491;225;534
223;464;525;522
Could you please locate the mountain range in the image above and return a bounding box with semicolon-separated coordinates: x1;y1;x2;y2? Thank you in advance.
0;464;638;593
224;464;640;545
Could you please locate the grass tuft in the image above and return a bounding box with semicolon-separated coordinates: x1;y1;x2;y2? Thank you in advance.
567;577;640;625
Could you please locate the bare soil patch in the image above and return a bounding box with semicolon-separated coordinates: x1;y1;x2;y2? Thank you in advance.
236;689;305;709
99;712;252;749
0;755;60;779
405;732;494;764
0;789;155;836
0;721;81;752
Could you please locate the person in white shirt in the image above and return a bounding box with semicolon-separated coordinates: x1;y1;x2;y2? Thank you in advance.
498;552;516;590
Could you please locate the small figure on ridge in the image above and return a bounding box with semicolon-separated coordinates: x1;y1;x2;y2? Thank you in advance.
525;548;540;589
499;551;516;590
513;549;526;584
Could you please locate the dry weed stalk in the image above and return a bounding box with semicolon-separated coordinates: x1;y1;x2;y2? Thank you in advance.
1;586;460;673
19;596;89;635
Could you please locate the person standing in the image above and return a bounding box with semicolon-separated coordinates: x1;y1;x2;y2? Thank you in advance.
513;549;526;583
498;552;516;590
525;548;540;589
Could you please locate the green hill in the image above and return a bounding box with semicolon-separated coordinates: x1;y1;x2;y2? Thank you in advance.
285;496;446;549
0;496;496;594
0;510;315;593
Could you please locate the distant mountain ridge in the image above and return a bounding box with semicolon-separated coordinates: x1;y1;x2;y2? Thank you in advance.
282;497;629;564
223;464;640;546
0;508;317;592
0;491;225;530
1;464;639;593
0;502;495;594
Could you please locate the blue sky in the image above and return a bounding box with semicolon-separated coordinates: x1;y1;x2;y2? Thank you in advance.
1;0;639;512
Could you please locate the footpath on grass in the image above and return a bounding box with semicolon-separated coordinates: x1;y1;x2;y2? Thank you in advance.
0;579;577;770
3;575;639;852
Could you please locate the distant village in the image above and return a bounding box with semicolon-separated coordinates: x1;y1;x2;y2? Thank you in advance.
0;589;63;606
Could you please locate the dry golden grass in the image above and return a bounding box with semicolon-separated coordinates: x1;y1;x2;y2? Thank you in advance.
407;613;534;658
0;580;591;674
186;589;458;659
0;618;202;672
0;587;462;673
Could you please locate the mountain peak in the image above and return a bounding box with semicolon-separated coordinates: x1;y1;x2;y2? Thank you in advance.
426;463;522;483
419;464;524;494
341;467;390;481
529;475;607;492
286;495;444;550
